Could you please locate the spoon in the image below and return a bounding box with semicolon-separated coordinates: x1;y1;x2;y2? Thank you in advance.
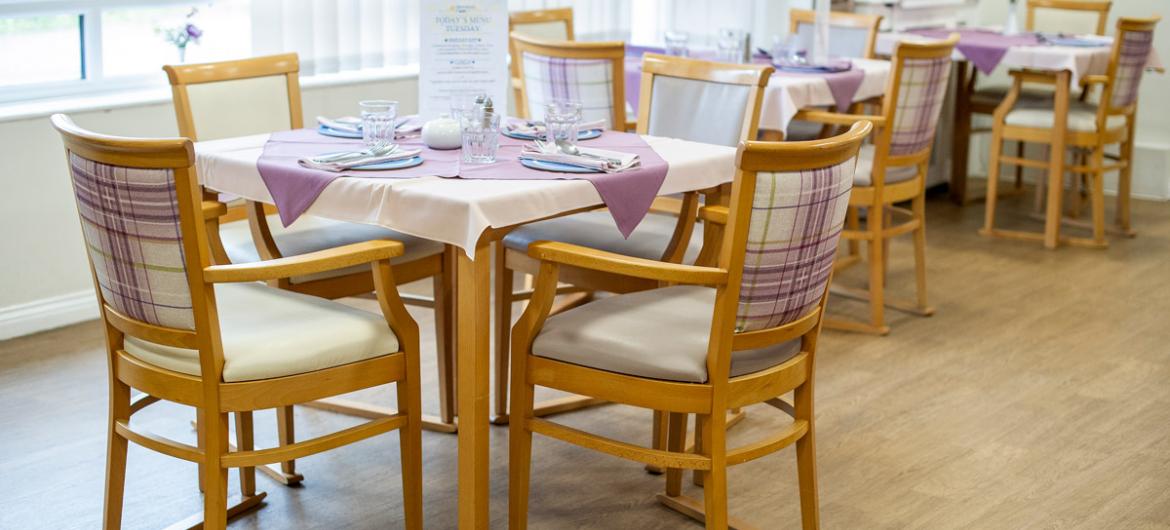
554;139;621;167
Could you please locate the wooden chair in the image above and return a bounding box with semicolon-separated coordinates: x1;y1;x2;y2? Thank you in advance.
511;32;627;129
508;121;873;529
51;114;423;530
164;53;455;486
961;0;1113;198
509;7;575;111
783;9;884;141
494;54;774;425
796;34;959;335
982;17;1161;247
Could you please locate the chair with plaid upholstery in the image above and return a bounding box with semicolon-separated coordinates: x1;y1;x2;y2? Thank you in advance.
493;54;773;426
51;114;423;530
796;34;958;335
982;17;1161;247
507;121;873;529
509;7;575;115
511;33;627;129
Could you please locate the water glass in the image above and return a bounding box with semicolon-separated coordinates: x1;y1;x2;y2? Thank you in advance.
460;111;501;164
716;28;745;64
360;100;398;149
664;31;690;57
450;93;484;121
543;101;582;148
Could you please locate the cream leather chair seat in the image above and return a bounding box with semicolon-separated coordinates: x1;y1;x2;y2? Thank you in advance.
124;282;398;382
221;214;445;283
853;144;919;186
532;285;800;383
1004;101;1127;132
503;210;703;262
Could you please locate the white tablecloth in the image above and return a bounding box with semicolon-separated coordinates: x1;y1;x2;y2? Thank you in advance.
761;58;891;133
875;32;1163;85
195;134;736;256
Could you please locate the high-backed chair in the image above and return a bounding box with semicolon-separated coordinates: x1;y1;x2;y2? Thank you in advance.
51;114;423;530
797;34;959;334
494;54;774;425
982;17;1160;247
511;33;627;128
508;122;873;529
164;53;455;485
783;9;884;141
509;8;575;113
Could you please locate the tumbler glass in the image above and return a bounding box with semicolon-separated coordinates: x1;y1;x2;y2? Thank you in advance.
360;99;398;149
460;111;501;164
543;101;583;148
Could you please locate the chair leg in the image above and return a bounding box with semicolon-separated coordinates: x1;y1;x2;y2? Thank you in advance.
691;414;705;487
200;410;230;530
196;413;206;493
434;253;456;425
397;371;424;529
982;128;1005;235
1117;119;1136;235
508;354;535;529
867;206;887;335
1089;146;1107;246
646;410;669;474
697;413;728;530
846;206;861;257
1033;145;1049;215
276;406;298;480
911;194;932;315
664;412;689;498
234;412;256;498
794;381;820;530
1069;150;1086;218
493;244;513;423
1013;140;1025;191
103;379;130;530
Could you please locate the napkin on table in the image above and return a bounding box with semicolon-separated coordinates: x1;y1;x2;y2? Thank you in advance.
520;144;639;173
506;118;608;136
316;116;424;135
299;147;422;172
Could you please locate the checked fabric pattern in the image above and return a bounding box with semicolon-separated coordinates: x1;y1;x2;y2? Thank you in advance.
522;52;618;127
889;55;952;156
1110;28;1155;109
68;153;195;330
735;158;856;332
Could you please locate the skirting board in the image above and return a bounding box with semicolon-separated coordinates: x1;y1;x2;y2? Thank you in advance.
0;290;98;341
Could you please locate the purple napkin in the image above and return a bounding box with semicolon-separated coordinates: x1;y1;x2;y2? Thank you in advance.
910;28;1041;74
255;129;668;238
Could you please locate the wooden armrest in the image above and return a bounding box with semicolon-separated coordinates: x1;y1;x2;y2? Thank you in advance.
202;200;228;220
698;205;728;225
528;241;727;285
1079;74;1109;87
203;240;404;283
649;196;685;216
794;110;887;127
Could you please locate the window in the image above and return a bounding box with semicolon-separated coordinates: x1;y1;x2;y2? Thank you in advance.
0;14;83;87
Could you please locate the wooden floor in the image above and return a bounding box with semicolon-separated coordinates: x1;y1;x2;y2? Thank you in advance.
2;191;1170;529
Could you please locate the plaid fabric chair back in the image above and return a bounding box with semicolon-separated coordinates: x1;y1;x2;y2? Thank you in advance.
888;55;952;156
67;153;195;330
522;52;618;128
1108;25;1156;109
734;157;855;332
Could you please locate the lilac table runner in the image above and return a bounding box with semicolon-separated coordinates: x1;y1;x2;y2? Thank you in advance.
256;128;668;238
910;28;1041;74
624;47;864;113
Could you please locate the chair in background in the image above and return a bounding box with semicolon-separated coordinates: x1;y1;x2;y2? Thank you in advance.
982;17;1161;247
508;122;873;530
164;53;455;486
494;54;773;429
509;8;575;112
52;114;423;530
511;33;627;129
782;9;884;141
959;0;1112;201
797;35;959;334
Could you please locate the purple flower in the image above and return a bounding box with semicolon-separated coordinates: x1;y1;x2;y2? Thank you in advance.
186;23;202;40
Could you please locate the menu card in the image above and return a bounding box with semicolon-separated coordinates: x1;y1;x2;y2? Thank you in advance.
418;0;509;120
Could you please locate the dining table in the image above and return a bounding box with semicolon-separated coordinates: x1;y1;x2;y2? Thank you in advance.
195;129;737;527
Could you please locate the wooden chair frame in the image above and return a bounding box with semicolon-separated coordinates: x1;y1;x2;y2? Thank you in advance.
508;122;873;530
982;17;1160;248
510;32;628;129
164;53;456;487
796;34;959;335
1026;0;1113;36
509;8;575;112
52;114;423;530
493;54;774;426
788;8;884;59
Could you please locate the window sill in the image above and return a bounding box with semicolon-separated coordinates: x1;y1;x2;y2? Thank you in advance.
0;64;420;124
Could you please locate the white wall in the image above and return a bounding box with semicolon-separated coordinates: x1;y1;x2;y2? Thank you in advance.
0;76;417;339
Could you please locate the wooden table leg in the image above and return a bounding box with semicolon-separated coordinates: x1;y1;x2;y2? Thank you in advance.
950;61;971;205
455;241;491;528
1045;71;1071;250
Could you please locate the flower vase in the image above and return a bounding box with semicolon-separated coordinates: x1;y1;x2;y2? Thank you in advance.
177;45;187;63
1004;0;1020;35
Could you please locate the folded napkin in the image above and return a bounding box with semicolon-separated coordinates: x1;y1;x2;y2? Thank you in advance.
506;118;608;136
316;116;424;135
521;143;639;173
299;147;422;172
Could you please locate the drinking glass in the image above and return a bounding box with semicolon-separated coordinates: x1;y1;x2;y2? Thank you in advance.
664;31;690;57
543;101;582;148
716;28;745;63
450;93;484;121
360;100;398;149
460;111;501;164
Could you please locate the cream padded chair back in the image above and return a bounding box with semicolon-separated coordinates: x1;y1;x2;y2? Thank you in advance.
510;8;574;41
514;20;570;40
184;75;293;141
645;75;752;147
794;23;872;59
